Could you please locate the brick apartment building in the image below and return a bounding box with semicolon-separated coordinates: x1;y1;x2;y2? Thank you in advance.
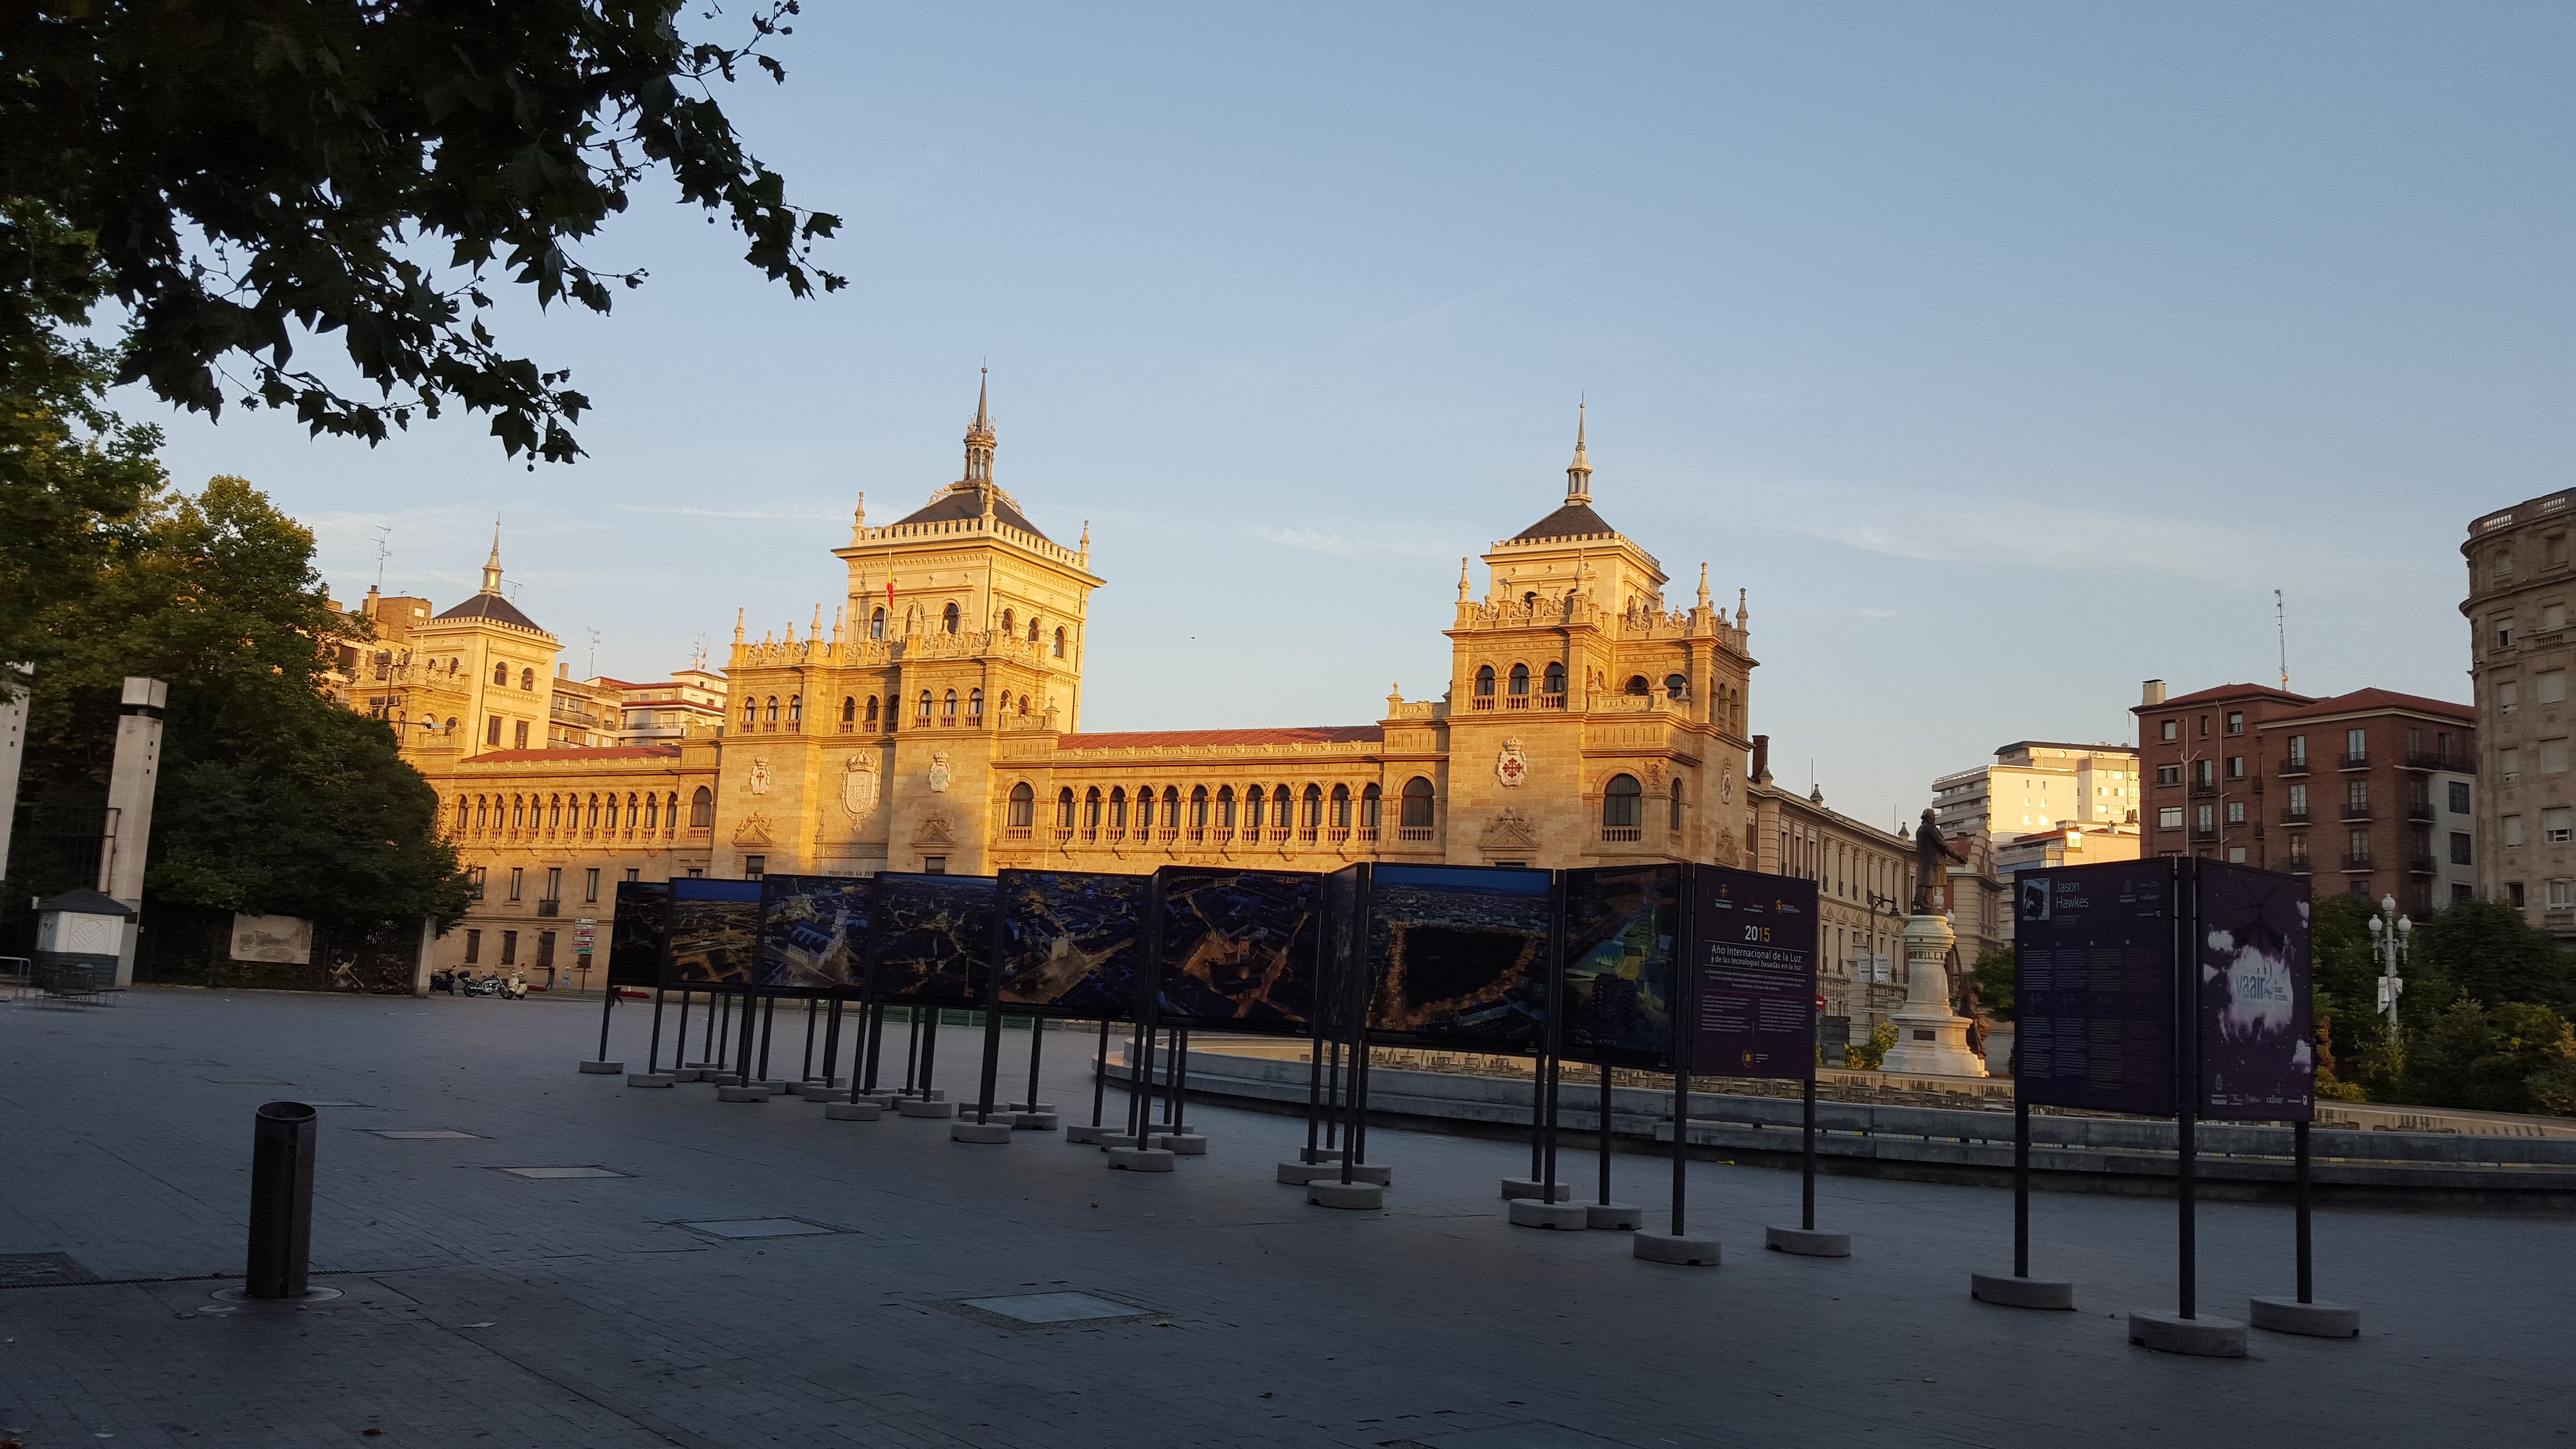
2134;679;2474;917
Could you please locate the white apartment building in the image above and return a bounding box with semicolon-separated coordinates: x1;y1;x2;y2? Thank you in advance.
1931;740;2141;840
596;668;729;745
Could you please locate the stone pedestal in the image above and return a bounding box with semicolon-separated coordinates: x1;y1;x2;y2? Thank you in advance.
1764;1226;1852;1257
2127;1310;2248;1357
1012;1111;1061;1131
626;1073;676;1089
1508;1199;1590;1230
800;1088;851;1104
2248;1296;2361;1337
1306;1180;1384;1210
579;1060;623;1075
1107;1146;1176;1172
1877;914;1989;1078
950;1120;1013;1144
1585;1202;1642;1230
1972;1272;2076;1310
1632;1233;1721;1266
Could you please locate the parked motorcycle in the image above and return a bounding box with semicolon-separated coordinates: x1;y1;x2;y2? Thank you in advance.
462;972;506;997
501;974;529;1000
430;968;456;994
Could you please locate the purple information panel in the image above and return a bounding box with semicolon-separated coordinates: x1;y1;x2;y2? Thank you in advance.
1684;865;1818;1079
2012;860;2177;1116
2197;862;2315;1122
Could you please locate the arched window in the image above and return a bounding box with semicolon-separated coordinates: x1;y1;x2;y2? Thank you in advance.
1053;627;1066;658
763;696;778;723
585;794;599;828
690;787;714;828
547;796;561;828
511;795;525;828
865;695;880;727
840;696;855;724
444;717;458;734
493;662;509;686
941;689;958;721
1056;787;1076;829
1475;665;1496;698
1302;783;1324;830
454;798;469;832
665;791;678;830
1008;782;1035;828
1017;694;1030;716
1190;785;1209;829
1330;783;1352;829
741;697;757;726
1216;785;1236;828
1508;663;1530;697
644;794;659;829
1665;674;1689;701
869;607;886;640
1028;617;1042;643
968;689;983;720
1401;776;1435;829
1361;782;1382;829
1603;773;1643;829
1669;778;1684;830
1544;662;1566;696
787;695;802;725
1522;590;1539;609
1245;786;1267;832
1625;676;1651;696
1162;786;1180;829
521;668;534;691
916;691;933;724
1000;609;1014;638
1109;787;1128;830
1136;788;1155;831
941;601;960;634
1084;786;1103;830
628;793;642;828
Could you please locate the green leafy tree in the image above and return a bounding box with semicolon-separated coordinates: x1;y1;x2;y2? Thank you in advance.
11;470;470;928
2;1;841;463
1968;945;2014;1022
2397;998;2576;1114
2413;899;2575;1014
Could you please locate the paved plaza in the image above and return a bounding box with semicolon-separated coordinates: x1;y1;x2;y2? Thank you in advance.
2;988;2571;1448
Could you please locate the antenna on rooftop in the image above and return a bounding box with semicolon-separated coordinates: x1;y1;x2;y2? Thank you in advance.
586;627;601;677
689;632;708;671
2275;589;2289;691
372;526;392;591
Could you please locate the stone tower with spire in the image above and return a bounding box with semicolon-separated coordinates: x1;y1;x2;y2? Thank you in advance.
374;526;569;762
716;371;1105;877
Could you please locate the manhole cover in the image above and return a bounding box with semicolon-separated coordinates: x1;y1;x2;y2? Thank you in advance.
494;1166;627;1180
0;1253;98;1288
371;1130;478;1140
677;1218;836;1240
953;1291;1150;1325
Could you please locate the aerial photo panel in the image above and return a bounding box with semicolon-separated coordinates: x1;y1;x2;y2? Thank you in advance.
870;872;997;1007
607;880;669;989
1559;864;1679;1068
755;875;873;995
996;869;1148;1018
664;878;762;987
1150;867;1323;1032
1364;864;1554;1052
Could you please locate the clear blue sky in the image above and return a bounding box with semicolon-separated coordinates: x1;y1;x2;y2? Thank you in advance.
124;2;2574;831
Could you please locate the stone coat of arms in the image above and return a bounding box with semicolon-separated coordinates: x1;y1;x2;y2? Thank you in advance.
747;757;772;796
1495;738;1529;788
927;751;952;793
841;754;879;817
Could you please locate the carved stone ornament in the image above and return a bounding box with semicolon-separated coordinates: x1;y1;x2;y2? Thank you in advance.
913;810;956;848
747;757;772;796
731;812;773;845
1479;807;1539;851
841;753;879;818
1722;764;1735;805
927;751;953;793
1645;759;1668;792
1494;737;1529;789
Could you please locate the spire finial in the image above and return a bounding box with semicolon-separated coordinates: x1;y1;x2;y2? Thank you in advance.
852;492;867;542
480;521;504;595
1564;401;1593;504
1696;563;1711;610
962;368;997;483
1457;557;1471;603
733;608;745;645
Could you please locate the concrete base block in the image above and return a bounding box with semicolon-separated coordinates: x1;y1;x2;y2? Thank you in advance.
800;1088;851;1104
1508;1199;1591;1230
1150;1133;1209;1155
850;1092;899;1108
665;1068;702;1082
823;1101;884;1122
626;1073;677;1089
1097;1133;1142;1150
699;1073;741;1087
1765;1225;1852;1258
2249;1296;2361;1338
1633;1233;1721;1267
1971;1273;2076;1310
1009;1101;1057;1113
748;1079;790;1093
2128;1310;2249;1357
1277;1161;1391;1185
895;1098;956;1119
1107;1146;1177;1172
715;1086;771;1103
1063;1123;1113;1144
1012;1112;1060;1131
1500;1178;1574;1202
579;1059;623;1074
950;1120;1014;1144
1306;1180;1385;1210
1301;1146;1348;1163
1585;1202;1642;1231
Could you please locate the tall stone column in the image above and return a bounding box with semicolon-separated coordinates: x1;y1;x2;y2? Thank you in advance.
0;664;29;883
1877;912;1988;1078
97;677;168;986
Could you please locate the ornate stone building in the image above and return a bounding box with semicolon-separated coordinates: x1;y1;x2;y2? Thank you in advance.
405;382;1917;1000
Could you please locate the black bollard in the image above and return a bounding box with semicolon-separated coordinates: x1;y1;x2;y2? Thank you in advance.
246;1101;318;1299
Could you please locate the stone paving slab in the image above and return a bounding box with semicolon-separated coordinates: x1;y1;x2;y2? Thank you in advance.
0;988;2570;1447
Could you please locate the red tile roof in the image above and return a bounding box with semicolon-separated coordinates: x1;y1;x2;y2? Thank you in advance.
463;746;682;764
2134;683;2313;712
2260;688;2473;724
1056;725;1385;751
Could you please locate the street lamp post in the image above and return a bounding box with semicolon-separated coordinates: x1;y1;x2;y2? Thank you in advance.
2365;894;2410;1038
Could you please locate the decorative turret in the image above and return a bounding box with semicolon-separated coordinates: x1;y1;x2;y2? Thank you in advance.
1564;403;1594;504
963;368;996;484
851;492;866;543
480;523;504;595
